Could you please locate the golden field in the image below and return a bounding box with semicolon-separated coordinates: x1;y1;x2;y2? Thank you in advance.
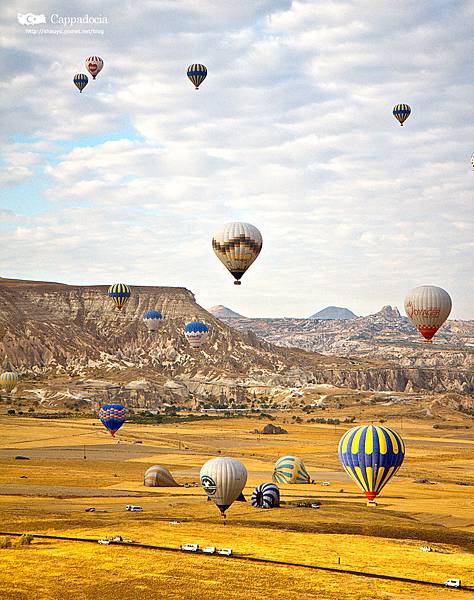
0;413;473;599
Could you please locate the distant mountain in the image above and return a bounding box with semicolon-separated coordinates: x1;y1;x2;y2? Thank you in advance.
208;305;245;318
309;306;357;320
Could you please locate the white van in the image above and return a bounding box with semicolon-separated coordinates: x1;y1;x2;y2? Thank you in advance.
202;546;216;554
217;548;232;556
125;505;143;512
181;544;199;552
444;579;461;588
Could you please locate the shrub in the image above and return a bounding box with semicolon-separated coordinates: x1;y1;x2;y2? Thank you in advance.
0;537;12;549
18;534;33;546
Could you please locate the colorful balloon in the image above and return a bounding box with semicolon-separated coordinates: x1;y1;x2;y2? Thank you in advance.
0;371;18;394
187;64;207;89
338;425;405;502
200;457;247;516
143;310;163;333
98;404;127;437
272;455;310;484
107;283;131;311
144;465;180;487
251;483;280;508
404;285;452;342
212;222;262;285
184;321;209;350
85;56;103;79
393;103;411;126
73;74;88;93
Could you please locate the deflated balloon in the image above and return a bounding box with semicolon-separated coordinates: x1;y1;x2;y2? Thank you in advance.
99;404;127;437
107;283;131;311
85;56;103;79
200;457;247;516
251;482;280;508
393;103;411;126
338;425;405;502
73;74;88;93
272;455;310;484
404;285;452;341
212;222;262;285
184;321;209;350
143;310;163;333
144;465;180;487
187;64;207;89
0;371;18;394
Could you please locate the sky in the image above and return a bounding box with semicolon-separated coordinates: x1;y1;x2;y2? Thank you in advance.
0;1;473;318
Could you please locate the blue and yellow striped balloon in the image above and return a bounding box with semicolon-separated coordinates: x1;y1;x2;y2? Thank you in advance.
272;455;310;484
393;103;411;126
338;425;405;501
107;283;131;310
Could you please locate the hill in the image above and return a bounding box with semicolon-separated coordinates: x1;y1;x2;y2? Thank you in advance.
309;306;357;320
208;305;245;318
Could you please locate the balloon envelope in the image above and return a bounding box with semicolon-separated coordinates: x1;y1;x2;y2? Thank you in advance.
99;404;127;437
251;482;280;508
200;457;247;514
73;74;88;93
187;64;207;89
85;56;103;79
212;222;262;285
0;371;18;393
404;285;452;341
338;425;405;501
393;103;411;125
144;465;180;487
143;310;163;332
107;283;131;310
184;321;209;349
272;455;310;484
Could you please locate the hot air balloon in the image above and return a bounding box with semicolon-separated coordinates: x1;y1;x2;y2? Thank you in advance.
98;404;127;437
85;56;103;79
187;64;207;89
143;310;163;333
184;321;209;350
144;465;180;487
107;283;131;311
393;104;411;126
251;483;280;508
404;285;452;342
272;455;310;484
212;222;262;285
338;425;405;505
200;457;247;518
0;371;18;394
73;74;88;93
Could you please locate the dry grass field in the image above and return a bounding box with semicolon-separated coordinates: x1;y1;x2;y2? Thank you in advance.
0;413;473;599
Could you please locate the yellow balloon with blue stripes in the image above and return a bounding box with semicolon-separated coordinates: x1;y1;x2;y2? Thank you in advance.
272;455;310;484
107;283;131;311
338;425;405;502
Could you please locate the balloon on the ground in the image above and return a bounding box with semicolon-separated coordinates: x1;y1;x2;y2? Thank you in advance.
73;74;88;93
184;321;209;349
212;222;262;285
187;64;207;89
0;371;18;394
98;404;127;437
144;465;180;487
272;455;310;484
200;457;247;515
404;285;452;341
143;310;163;332
85;56;103;79
338;425;405;502
107;283;131;311
393;104;411;126
251;483;280;508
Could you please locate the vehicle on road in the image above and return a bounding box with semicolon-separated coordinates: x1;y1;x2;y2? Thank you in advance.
321;482;331;486
202;546;216;554
85;507;96;512
98;539;110;545
181;544;199;552
444;579;461;588
217;548;232;556
125;505;143;512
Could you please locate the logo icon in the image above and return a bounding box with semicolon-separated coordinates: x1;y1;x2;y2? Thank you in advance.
200;475;217;495
17;13;46;25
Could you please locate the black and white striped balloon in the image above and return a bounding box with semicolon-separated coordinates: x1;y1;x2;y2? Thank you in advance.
250;482;280;509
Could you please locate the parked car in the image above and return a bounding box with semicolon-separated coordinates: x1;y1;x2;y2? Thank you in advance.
125;505;143;512
202;546;216;554
311;503;320;509
321;481;331;486
85;507;96;512
444;579;461;588
217;548;232;556
181;544;199;552
98;539;110;545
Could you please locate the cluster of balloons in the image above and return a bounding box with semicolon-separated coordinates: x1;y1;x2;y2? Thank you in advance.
73;56;104;93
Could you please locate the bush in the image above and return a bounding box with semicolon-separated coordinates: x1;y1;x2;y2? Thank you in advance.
0;537;12;549
18;534;33;546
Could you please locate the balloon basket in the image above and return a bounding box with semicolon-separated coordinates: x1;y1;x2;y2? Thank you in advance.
234;281;241;286
366;501;377;508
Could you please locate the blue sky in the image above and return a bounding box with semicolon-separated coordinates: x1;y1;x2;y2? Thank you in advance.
1;1;473;318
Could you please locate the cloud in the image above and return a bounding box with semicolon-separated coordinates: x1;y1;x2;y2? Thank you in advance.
1;0;473;319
